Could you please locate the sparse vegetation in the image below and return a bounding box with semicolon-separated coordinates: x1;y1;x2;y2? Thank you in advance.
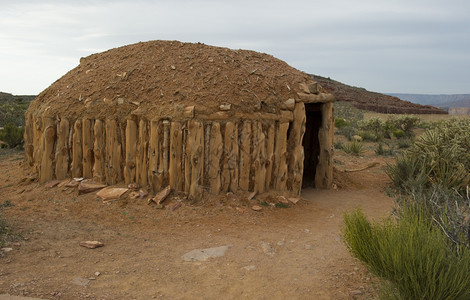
386;119;470;191
0;124;25;149
343;206;470;300
341;140;365;156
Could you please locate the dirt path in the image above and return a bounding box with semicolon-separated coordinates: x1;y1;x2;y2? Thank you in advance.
0;153;394;299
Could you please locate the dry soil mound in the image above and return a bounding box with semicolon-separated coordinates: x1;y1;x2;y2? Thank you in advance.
28;40;319;121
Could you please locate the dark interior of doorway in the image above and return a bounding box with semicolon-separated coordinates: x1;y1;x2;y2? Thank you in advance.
302;103;322;188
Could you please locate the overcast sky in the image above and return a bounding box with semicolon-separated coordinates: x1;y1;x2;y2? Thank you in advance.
1;0;469;95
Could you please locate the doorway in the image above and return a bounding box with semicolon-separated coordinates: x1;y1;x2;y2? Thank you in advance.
302;103;322;188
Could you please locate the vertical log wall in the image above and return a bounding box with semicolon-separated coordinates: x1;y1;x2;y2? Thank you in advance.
25;98;334;197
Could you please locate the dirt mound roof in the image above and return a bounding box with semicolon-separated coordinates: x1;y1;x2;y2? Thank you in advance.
29;40;320;121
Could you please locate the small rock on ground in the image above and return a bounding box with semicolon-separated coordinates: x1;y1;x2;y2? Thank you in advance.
182;245;232;262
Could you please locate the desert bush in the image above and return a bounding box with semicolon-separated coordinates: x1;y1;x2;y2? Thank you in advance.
387;119;470;191
358;118;384;137
395;185;470;250
334;141;343;150
333;102;364;128
0;124;24;149
396;137;413;149
337;126;356;141
375;143;393;156
358;130;381;142
343;207;470;300
392;129;405;139
341;140;365;156
389;116;421;137
334;117;349;129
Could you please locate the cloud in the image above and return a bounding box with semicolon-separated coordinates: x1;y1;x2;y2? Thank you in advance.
1;0;469;94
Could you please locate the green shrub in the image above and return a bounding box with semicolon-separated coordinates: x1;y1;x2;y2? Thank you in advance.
359;118;384;139
0;124;24;149
341;140;365;156
333;102;364;128
343;207;470;300
334;117;349;129
334;141;343;150
387;119;470;191
389;116;421;137
375;143;393;156
358;130;381;142
337;126;356;141
392;129;405;139
396;137;413;149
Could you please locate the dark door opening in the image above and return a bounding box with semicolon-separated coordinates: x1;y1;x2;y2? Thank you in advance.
302;103;322;188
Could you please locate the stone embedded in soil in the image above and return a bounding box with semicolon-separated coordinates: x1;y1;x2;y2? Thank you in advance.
166;201;182;211
260;241;276;257
96;187;128;201
1;247;13;252
78;181;107;195
288;197;300;204
252;205;263;211
182;245;232;262
277;196;289;204
247;191;257;201
79;241;104;249
71;277;90;286
45;180;60;189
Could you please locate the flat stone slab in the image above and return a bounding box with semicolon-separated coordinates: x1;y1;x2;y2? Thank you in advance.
182;245;232;262
96;187;128;201
70;277;90;286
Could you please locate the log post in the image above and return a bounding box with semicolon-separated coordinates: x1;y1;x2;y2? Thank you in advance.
136;119;149;188
32;118;43;174
39;117;56;182
315;102;334;189
71;119;83;178
265;122;275;191
124;119;137;184
222;121;238;192
93;119;106;183
148;120;163;193
252;122;266;193
169;121;183;190
274;122;289;190
162;120;170;183
55;118;70;179
187;120;204;199
208;122;222;194
82;118;94;179
238;120;252;191
288;102;306;194
105;119;123;185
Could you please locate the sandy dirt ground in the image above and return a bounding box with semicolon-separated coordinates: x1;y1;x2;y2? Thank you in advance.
0;149;395;300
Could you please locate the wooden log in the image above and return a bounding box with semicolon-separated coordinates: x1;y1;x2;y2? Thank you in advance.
296;92;334;103
124;119;137;184
39;117;56;183
93;119;106;183
136;119;149;188
208;122;223;194
274;122;289;190
148;120;163;192
221;121;239;192
32;118;43;174
315;102;334;189
252;122;266;193
71;119;83;178
197;111;293;122
265;122;275;191
105;119;123;185
24;113;34;166
162;120;170;179
288;102;306;194
169;121;183;190
184;120;204;199
55;118;70;179
238;120;252;191
82;118;94;179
